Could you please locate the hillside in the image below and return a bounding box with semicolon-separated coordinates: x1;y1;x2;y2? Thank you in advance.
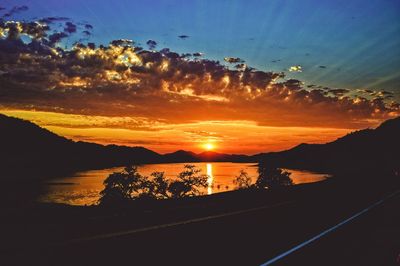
0;114;162;178
1;113;399;179
0;114;255;179
254;117;400;174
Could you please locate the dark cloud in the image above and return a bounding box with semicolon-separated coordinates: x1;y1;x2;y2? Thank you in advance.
64;22;77;34
146;40;157;50
110;39;134;46
356;89;394;98
327;88;350;96
224;57;244;64
48;32;69;45
2;5;28;18
82;30;91;36
38;17;70;24
234;63;246;70
0;18;398;128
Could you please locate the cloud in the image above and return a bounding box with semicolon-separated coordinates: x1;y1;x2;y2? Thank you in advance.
38;17;70;24
2;5;28;18
146;40;157;50
234;63;247;70
356;89;395;100
82;30;91;36
288;65;302;72
0;18;398;129
327;88;350;96
224;57;244;64
184;130;225;140
48;32;69;45
64;22;77;34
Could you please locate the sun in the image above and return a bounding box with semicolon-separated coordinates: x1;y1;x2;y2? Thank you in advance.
203;143;215;151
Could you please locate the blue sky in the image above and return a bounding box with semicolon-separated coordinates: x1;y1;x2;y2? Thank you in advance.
2;0;400;97
1;0;400;153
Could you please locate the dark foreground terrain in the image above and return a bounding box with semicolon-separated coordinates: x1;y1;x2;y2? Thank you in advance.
0;174;399;266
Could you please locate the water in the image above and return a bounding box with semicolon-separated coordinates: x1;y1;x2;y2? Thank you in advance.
39;162;329;206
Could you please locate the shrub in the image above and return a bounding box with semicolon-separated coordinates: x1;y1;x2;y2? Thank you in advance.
255;163;293;189
233;169;252;189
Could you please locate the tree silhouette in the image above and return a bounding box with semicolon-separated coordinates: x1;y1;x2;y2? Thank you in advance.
99;164;208;205
168;165;208;198
233;169;252;189
148;171;170;199
255;163;293;189
99;166;146;205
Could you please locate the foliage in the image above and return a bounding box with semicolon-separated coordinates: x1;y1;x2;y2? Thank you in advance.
99;164;208;205
233;169;252;189
99;166;145;205
255;163;293;189
168;165;208;198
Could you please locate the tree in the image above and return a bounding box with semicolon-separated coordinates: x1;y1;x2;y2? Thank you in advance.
255;163;293;189
99;166;142;205
168;165;208;198
233;169;252;189
143;171;170;200
99;164;209;205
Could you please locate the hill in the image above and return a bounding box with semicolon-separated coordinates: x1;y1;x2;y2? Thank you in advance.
1;113;399;179
0;114;255;179
254;117;400;174
0;114;162;178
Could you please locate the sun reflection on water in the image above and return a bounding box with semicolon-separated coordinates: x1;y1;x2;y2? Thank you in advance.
206;163;213;195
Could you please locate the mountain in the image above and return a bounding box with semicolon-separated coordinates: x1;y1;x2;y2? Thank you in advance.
1;113;399;179
161;150;252;163
162;150;200;163
0;114;162;178
0;114;254;179
254;117;400;174
196;151;251;162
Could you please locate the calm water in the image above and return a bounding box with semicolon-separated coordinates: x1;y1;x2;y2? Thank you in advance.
39;162;329;206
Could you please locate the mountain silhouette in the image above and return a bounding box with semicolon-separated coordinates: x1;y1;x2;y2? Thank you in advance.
0;114;254;178
196;151;250;162
254;117;400;175
162;150;200;162
1;113;399;179
0;114;162;178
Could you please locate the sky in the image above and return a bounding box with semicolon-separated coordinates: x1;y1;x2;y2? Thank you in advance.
0;0;399;154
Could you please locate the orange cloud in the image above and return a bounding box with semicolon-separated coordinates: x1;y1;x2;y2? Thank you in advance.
0;18;399;153
1;110;356;154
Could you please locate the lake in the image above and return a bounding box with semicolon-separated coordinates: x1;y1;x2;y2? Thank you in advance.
39;162;330;206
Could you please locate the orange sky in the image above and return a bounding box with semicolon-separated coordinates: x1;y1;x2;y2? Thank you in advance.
1;109;362;154
1;19;398;154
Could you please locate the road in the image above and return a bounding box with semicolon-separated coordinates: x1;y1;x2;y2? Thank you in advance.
2;183;399;266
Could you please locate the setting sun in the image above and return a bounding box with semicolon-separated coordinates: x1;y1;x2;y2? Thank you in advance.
203;143;215;151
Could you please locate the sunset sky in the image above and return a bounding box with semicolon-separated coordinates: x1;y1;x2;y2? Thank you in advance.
0;0;399;154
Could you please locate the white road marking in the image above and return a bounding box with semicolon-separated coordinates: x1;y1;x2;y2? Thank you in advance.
63;201;293;245
260;190;400;266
